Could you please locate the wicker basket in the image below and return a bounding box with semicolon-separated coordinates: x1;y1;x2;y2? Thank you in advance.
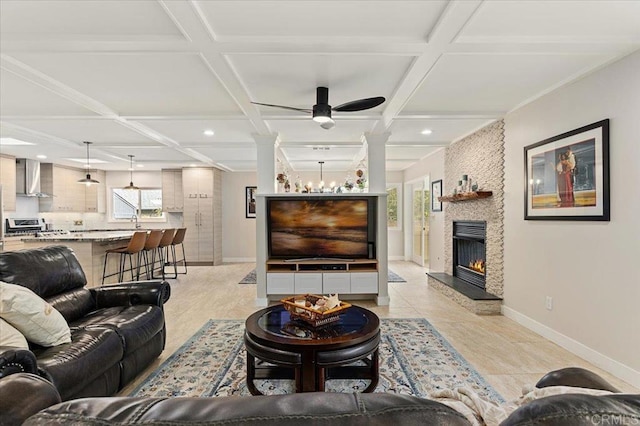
281;294;352;327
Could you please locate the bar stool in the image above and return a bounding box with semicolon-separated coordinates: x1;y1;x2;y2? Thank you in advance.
152;229;175;280
141;229;163;280
164;227;187;279
101;231;147;284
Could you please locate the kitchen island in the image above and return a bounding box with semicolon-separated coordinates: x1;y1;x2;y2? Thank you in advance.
22;231;137;287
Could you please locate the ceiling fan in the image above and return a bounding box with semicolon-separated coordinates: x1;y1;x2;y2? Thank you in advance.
251;87;385;130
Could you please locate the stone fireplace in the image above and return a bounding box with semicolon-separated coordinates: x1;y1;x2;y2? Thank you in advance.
427;120;505;314
453;221;486;290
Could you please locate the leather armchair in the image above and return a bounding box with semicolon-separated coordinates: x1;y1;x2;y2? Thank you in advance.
0;246;171;403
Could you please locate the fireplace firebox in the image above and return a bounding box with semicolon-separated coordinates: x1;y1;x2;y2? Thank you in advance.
453;221;486;290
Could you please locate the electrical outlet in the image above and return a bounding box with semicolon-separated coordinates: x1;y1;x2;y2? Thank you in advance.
545;296;553;311
74;220;83;226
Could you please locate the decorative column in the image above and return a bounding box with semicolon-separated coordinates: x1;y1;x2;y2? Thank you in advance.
253;133;279;305
363;132;390;305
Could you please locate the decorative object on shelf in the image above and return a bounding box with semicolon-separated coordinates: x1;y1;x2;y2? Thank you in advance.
245;186;257;218
431;179;443;212
355;160;367;191
281;294;352;327
438;191;493;203
524;119;609;221
123;155;139;190
343;175;354;192
77;141;100;185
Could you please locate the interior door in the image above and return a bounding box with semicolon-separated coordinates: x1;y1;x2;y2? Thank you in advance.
411;179;430;266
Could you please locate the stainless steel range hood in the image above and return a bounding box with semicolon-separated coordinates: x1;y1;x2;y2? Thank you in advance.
16;158;50;197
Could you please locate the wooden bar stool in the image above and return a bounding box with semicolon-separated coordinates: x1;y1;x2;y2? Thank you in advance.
152;229;175;280
141;229;163;280
101;231;147;284
164;227;187;279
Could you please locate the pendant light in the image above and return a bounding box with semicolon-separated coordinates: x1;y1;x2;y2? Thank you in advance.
77;141;100;185
123;155;139;190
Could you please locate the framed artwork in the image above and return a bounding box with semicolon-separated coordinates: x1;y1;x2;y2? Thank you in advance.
524;119;609;221
245;186;257;218
431;179;443;212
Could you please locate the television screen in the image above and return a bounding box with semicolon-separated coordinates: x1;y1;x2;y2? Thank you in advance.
268;198;371;259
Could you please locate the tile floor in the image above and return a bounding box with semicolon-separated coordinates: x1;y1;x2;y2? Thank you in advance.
118;261;638;400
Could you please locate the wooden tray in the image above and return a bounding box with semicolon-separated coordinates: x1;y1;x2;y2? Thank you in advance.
281;294;352;327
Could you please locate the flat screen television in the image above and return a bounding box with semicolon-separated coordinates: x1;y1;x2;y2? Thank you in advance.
267;197;376;260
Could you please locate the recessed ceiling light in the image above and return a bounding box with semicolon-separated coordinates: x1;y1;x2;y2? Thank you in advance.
0;137;35;146
136;164;144;168
421;129;433;135
189;164;197;167
36;154;47;159
203;129;214;136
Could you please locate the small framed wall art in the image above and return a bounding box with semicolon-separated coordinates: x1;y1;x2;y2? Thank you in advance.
431;179;443;212
245;186;257;218
524;119;609;221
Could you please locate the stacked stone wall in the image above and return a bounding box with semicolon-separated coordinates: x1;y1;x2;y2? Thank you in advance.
444;120;505;297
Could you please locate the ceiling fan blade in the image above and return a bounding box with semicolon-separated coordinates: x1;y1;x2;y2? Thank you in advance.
332;96;386;112
251;102;312;113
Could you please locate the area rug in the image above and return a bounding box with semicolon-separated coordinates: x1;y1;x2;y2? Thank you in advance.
239;269;406;284
130;319;503;403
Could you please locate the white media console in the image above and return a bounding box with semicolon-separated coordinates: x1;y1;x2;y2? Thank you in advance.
266;259;379;295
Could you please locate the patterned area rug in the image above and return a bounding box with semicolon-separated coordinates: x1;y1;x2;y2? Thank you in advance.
239;269;406;284
130;318;503;403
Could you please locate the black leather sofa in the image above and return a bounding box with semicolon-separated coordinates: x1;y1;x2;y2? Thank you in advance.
0;245;170;402
2;367;638;425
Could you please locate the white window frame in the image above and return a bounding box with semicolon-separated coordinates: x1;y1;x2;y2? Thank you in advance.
108;186;167;224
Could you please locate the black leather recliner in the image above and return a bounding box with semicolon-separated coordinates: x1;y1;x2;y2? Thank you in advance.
0;245;170;402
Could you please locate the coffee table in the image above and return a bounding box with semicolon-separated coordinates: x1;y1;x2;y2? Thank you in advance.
244;304;380;395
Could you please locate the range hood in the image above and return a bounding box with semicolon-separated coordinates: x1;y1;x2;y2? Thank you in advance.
16;159;50;197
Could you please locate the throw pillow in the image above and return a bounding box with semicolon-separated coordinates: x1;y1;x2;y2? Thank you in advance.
0;281;71;347
0;317;29;349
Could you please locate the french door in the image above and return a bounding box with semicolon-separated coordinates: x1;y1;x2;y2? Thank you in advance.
411;178;430;266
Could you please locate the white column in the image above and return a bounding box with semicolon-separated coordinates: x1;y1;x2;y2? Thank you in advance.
252;133;279;306
363;132;390;193
363;132;390;305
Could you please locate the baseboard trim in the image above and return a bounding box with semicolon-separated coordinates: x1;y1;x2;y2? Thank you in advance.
222;257;256;263
502;306;640;389
388;256;404;261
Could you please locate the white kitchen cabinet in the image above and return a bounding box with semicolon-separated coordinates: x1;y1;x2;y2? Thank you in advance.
85;170;105;213
0;155;16;211
40;164;103;212
161;169;183;212
182;168;220;264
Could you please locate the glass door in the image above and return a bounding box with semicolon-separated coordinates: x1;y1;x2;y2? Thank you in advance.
411;178;430;266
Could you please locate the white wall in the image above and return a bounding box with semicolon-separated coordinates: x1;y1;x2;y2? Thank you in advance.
221;171;257;262
503;50;640;387
403;148;446;272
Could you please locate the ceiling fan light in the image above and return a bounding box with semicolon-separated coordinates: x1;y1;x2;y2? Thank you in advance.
313;115;333;124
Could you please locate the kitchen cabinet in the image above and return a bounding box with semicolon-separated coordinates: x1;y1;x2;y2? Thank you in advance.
182;168;221;265
0;155;16;211
161;169;183;212
40;164;104;212
85;170;105;213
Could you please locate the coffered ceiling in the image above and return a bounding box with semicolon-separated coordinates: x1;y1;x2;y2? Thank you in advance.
1;1;638;172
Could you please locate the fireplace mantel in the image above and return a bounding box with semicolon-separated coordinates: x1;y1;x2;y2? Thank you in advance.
439;191;493;203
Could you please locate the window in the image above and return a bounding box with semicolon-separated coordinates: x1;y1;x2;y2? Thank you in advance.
112;188;163;220
386;184;402;230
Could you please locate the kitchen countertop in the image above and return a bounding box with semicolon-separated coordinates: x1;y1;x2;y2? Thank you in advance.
21;230;136;242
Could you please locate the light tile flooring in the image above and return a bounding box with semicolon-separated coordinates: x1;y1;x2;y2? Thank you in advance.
118;261;638;400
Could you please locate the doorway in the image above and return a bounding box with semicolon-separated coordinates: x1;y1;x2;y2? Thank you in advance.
410;178;430;266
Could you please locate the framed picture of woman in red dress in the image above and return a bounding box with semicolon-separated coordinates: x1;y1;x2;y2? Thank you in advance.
524;119;609;221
